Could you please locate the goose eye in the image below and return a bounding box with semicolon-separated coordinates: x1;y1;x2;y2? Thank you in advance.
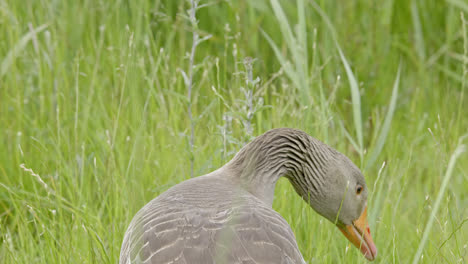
356;185;363;195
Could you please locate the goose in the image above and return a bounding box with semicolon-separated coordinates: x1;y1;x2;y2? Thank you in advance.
120;128;377;263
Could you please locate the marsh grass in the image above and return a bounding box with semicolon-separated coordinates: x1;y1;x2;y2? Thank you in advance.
0;0;467;263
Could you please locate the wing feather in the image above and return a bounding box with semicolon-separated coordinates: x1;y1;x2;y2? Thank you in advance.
121;198;305;264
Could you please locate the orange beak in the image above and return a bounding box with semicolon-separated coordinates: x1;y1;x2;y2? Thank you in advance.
338;206;377;261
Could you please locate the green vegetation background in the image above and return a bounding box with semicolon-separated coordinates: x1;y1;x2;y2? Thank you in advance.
1;0;467;263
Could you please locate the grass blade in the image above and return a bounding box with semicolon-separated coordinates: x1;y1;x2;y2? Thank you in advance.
309;0;365;160
366;63;402;169
1;24;48;78
296;0;308;77
261;29;302;92
339;121;361;154
337;46;363;158
270;0;300;69
446;0;468;13
411;142;466;264
268;0;310;103
411;0;426;61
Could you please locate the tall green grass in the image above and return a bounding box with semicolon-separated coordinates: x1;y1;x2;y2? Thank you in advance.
1;0;467;263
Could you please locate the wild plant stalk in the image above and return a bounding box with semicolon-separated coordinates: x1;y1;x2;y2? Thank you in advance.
19;163;55;196
239;57;268;143
187;0;198;178
180;0;211;178
242;57;257;138
214;57;265;148
220;114;232;162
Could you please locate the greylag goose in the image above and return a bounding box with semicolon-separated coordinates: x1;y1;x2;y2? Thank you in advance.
120;128;377;263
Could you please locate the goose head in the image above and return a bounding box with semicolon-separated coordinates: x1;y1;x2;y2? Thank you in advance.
230;128;378;260
289;150;377;261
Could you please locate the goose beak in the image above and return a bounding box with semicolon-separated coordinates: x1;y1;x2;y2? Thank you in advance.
338;206;377;261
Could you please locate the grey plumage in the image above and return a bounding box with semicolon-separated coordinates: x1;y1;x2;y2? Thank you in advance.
120;128;374;263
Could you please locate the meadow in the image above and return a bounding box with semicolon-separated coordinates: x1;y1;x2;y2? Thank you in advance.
1;0;467;263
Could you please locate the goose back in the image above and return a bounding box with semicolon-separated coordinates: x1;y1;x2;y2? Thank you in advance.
120;172;306;264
